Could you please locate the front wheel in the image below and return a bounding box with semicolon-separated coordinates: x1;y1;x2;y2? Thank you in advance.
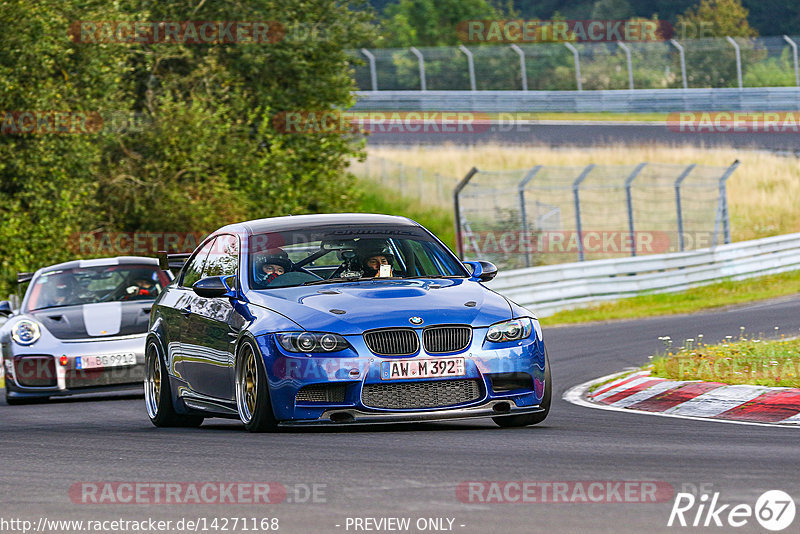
235;339;278;432
144;340;203;428
493;347;551;428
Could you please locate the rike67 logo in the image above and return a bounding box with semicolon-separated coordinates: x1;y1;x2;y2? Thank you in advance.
668;489;795;531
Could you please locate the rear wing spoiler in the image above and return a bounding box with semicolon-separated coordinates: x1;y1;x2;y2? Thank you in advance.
17;272;34;284
157;251;191;276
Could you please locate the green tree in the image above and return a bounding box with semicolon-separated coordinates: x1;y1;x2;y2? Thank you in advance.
0;0;377;296
676;0;757;38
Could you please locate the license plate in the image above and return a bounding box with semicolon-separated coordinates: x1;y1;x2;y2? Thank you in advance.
381;357;466;380
76;353;137;370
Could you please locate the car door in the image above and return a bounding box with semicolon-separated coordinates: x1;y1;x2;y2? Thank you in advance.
180;234;242;401
169;238;214;384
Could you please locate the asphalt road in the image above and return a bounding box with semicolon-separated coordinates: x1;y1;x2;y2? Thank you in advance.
2;296;800;534
365;122;800;151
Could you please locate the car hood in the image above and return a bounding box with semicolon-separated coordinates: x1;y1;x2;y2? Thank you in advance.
26;301;153;339
245;278;512;335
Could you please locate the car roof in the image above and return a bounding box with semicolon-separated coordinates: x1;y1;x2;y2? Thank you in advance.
215;213;419;236
38;256;159;274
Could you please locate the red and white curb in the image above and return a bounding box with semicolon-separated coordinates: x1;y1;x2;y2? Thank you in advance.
564;369;800;427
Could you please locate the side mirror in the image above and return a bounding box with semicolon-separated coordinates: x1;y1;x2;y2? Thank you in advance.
192;276;237;299
0;300;13;317
464;260;498;282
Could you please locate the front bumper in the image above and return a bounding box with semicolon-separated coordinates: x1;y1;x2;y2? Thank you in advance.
257;326;547;424
2;334;146;397
279;400;545;426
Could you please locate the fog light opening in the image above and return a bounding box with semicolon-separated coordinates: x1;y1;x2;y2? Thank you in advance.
329;412;354;423
493;401;511;414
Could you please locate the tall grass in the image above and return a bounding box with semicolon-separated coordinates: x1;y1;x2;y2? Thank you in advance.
366;144;800;242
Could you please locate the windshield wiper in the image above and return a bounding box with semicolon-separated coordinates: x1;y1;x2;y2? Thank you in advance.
302;277;374;286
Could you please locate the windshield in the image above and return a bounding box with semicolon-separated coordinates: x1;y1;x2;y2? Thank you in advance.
25;264;170;312
248;223;467;289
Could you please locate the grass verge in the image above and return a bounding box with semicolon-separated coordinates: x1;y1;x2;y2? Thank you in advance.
650;335;800;388
544;269;800;325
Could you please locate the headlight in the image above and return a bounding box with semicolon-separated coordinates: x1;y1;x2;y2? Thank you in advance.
486;318;533;343
11;320;41;345
277;332;349;353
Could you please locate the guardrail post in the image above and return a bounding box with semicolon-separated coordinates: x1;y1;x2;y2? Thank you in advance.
726;36;743;89
360;48;378;91
454;167;479;259
673;164;696;252
510;44;528;91
572;164;595;261
669;39;688;89
783;35;800;87
518;165;543;268
564;43;582;91
458;45;476;91
618;42;634;90
409;47;427;91
625;163;647;256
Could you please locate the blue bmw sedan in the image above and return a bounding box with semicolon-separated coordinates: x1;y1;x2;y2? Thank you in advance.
145;214;550;431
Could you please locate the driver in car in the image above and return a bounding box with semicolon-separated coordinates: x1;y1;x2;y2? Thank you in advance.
255;249;293;286
358;244;396;278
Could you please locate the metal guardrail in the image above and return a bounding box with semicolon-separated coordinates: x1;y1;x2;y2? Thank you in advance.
486;233;800;317
351;87;800;113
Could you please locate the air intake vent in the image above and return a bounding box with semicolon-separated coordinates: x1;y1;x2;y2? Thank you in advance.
14;356;56;387
362;379;482;409
422;326;472;354
296;383;347;403
364;328;419;356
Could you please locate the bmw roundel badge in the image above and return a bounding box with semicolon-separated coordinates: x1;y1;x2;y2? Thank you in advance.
409;316;423;325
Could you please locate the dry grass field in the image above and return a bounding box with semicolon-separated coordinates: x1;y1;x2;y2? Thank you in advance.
366;144;800;243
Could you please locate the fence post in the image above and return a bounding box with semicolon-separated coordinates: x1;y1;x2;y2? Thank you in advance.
458;45;476;91
510;44;528;91
726;37;743;89
360;48;378;91
409;47;427;91
454;167;479;259
618;42;634;90
783;35;800;87
517;165;543;268
673;164;696;252
564;43;582;91
625;163;647;257
669;39;688;89
572;164;595;261
717;160;740;246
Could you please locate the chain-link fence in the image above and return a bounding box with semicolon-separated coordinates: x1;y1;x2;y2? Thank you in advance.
455;162;739;269
350;36;800;91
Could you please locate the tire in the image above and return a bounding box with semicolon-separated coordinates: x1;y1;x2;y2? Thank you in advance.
493;347;551;428
144;340;203;428
235;339;278;432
